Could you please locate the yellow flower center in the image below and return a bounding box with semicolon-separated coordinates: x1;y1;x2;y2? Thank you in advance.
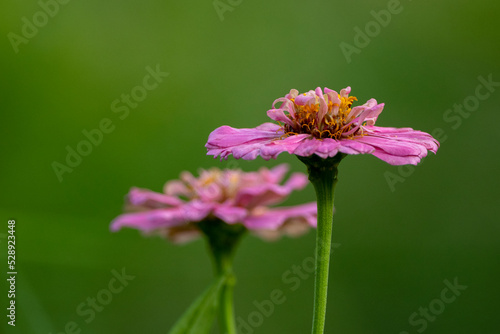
282;94;361;140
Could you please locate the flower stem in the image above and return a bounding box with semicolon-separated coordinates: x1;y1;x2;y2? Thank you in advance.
199;220;246;334
214;253;237;334
299;154;344;334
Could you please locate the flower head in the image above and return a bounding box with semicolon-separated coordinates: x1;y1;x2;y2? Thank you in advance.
110;164;317;242
206;87;439;165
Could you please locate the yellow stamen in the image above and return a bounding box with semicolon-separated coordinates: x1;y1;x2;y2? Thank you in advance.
280;92;364;140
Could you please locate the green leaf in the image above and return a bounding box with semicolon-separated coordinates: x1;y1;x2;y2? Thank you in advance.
168;275;226;334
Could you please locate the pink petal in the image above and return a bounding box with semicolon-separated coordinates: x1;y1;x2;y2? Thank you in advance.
285;137;341;159
111;201;212;232
348;98;378;122
213;205;248;224
267;107;294;127
197;183;224;202
206;123;283;160
184;201;214;221
341;103;384;137
311;138;340;158
315;87;328;124
110;208;190;232
340;86;351;98
163;180;190;197
259;164;290;184
294;90;316;105
234;172;308;208
366;126;439;153
324;87;339;102
206;123;282;148
128;187;183;208
345;126;439;165
272;97;296;118
293;137;321;157
243;202;317;230
371;151;421;165
258;134;310;160
363;101;384;125
285;89;299;100
356;135;427;158
337;140;375;155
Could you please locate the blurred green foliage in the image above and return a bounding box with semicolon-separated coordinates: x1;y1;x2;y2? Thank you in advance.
1;0;499;333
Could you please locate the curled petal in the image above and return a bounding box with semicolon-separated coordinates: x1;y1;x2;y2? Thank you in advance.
272;97;290;109
294;90;316;105
364;105;384;126
272;97;296;119
348;98;379;122
342;103;384;137
325;87;341;116
267;108;295;127
324;87;339;102
315;87;328;124
285;89;299;100
340;86;351;98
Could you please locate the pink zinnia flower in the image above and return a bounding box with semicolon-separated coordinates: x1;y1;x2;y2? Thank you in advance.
110;164;317;242
206;87;439;165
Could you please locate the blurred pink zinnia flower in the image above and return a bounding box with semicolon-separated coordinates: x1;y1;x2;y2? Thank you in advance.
206;87;439;165
110;164;317;242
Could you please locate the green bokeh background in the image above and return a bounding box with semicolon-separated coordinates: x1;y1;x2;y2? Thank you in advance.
1;0;499;333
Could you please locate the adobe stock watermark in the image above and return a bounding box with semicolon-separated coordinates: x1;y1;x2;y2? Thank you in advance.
399;277;467;334
385;73;499;192
340;0;407;64
51;64;169;183
49;268;135;334
7;0;72;54
236;242;341;333
213;0;243;21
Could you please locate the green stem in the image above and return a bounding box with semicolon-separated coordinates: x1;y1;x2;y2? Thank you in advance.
199;220;245;334
299;154;344;334
213;252;237;334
